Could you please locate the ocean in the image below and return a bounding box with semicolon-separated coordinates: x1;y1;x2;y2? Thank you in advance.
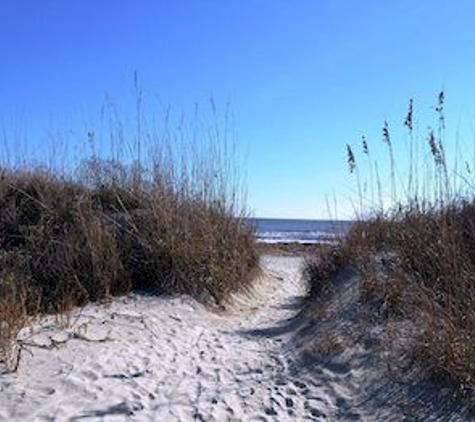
247;218;352;244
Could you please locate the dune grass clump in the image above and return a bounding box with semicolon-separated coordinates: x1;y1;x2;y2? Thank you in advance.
0;96;258;370
305;92;475;397
343;203;475;393
304;247;347;299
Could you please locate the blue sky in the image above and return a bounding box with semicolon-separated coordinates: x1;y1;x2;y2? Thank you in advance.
2;1;475;218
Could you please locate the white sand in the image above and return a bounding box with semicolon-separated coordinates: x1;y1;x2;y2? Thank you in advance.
0;256;327;421
0;255;471;421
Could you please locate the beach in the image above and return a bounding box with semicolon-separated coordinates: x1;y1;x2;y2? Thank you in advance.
1;256;318;421
2;252;473;421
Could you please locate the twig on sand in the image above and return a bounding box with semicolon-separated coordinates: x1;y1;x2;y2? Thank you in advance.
18;331;114;351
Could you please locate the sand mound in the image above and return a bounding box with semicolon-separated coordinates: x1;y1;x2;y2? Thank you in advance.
294;266;473;421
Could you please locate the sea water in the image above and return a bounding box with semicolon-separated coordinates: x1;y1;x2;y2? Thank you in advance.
247;218;352;244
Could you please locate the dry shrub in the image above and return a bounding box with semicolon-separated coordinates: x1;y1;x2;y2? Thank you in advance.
304;246;348;299
347;204;475;393
117;191;257;302
0;170;131;314
305;93;475;399
0;95;258;368
0;163;258;367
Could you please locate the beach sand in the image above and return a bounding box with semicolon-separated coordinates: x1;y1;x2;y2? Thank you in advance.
0;256;319;421
0;255;471;421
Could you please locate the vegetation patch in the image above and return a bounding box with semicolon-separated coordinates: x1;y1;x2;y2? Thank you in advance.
0;98;258;370
305;93;475;401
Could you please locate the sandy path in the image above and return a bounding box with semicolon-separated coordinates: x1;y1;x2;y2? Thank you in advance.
0;255;332;421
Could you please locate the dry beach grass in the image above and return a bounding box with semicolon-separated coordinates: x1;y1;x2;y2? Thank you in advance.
0;96;258;371
305;93;475;406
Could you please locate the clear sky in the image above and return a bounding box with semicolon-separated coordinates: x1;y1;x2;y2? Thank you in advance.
2;1;475;218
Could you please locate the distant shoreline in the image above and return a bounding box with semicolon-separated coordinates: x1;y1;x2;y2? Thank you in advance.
247;217;351;245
